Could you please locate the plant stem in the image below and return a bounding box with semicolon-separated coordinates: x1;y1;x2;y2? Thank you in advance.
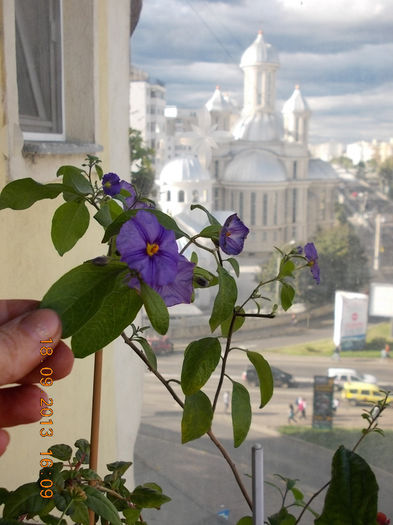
207;429;252;510
89;349;103;525
121;331;252;510
212;311;236;412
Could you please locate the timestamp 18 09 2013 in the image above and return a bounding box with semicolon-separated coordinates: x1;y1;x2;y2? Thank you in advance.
38;338;55;499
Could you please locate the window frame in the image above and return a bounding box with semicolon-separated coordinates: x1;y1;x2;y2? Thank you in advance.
15;0;65;142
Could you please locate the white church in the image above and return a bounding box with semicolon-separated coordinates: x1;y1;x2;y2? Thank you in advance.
155;31;338;257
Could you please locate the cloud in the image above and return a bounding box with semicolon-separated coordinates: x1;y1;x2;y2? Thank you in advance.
131;0;393;143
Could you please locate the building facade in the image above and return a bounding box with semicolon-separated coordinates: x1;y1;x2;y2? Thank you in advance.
1;0;143;489
158;31;338;256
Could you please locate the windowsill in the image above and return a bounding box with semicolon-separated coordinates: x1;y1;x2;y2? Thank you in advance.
22;141;103;157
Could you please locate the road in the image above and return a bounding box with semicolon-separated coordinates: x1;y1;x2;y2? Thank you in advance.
134;325;393;524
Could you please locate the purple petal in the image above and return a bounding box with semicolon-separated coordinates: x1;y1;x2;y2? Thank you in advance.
219;214;249;255
102;172;122;196
155;256;195;306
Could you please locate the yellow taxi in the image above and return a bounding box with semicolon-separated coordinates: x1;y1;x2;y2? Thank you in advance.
341;382;392;406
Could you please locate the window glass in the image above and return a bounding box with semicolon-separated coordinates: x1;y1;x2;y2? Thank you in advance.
15;0;63;136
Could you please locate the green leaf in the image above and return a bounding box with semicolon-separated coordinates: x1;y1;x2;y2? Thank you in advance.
226;257;240;277
190;251;198;264
107;461;133;478
181;337;221;396
78;468;102;481
130;485;171;509
315;446;378;525
40;261;129;338
102;209;138;242
209;266;237;332
138;338;157;370
102;208;187;243
94;200;124;228
267;507;296;525
181;391;213;443
193;266;218;289
71;284;142;358
0;487;9;504
75;439;90;464
247;351;273;408
190;203;221;225
51;200;90;256
70;500;89;525
221;307;245;337
0;178;65;210
236;517;253;525
50;444;72;461
123;507;141;524
279;259;295;278
40;516;66;525
198;224;221;239
140;282;169;335
231;381;252;447
280;282;295;311
58;166;93;196
3;482;46;518
84;485;122;525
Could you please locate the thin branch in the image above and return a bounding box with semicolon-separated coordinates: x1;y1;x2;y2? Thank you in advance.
212;311;236;412
207;430;252;510
121;330;252;510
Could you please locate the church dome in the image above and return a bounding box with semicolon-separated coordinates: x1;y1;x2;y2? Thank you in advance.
205;86;231;112
224;149;287;183
282;85;310;114
240;31;279;68
159;156;210;184
232;110;283;142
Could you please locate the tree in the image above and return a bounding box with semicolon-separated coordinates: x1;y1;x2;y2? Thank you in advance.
129;128;156;198
378;156;393;199
297;223;369;306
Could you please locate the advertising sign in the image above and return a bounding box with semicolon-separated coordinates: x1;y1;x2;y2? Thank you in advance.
369;282;393;317
312;376;334;430
333;290;368;350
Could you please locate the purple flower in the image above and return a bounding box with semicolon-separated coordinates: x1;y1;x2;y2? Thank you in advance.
219;214;250;255
116;210;194;305
120;181;137;209
155;255;195;306
102;172;122;196
304;242;320;284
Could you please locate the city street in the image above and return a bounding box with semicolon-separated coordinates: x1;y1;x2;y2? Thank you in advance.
134;325;393;524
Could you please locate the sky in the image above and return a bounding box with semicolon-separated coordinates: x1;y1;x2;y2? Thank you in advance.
131;0;393;144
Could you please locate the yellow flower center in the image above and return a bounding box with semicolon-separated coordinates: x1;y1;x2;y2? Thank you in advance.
146;242;159;256
225;231;231;237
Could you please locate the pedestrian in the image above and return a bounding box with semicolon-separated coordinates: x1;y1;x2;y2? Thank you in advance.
297;396;306;418
288;403;297;424
332;345;341;361
223;391;230;413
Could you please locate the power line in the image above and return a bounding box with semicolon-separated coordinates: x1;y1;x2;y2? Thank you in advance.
184;0;241;70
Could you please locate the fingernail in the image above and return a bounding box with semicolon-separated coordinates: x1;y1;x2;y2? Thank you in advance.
20;309;61;340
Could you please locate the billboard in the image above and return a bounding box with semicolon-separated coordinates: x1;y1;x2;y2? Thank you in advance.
369;282;393;317
312;376;334;430
333;291;368;350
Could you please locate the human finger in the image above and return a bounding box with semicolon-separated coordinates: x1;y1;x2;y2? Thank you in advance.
0;309;62;385
0;299;39;325
0;429;10;455
17;341;74;383
0;384;46;427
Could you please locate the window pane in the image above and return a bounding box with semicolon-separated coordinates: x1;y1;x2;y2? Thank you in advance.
15;0;62;134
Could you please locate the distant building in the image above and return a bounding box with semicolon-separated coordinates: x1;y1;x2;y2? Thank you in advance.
130;66;166;172
158;31;339;256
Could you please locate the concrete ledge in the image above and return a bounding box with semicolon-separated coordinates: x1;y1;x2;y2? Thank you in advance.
23;141;103;156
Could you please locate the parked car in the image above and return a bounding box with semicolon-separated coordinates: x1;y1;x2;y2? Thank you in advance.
242;365;296;388
341;381;392;406
147;336;174;356
328;367;377;390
